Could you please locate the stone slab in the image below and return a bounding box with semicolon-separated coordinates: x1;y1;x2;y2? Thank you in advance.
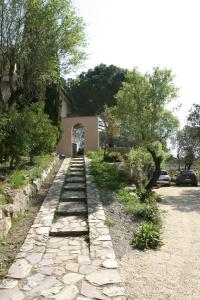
61;191;86;201
71;163;85;167
50;216;88;237
70;171;85;177
57;201;88;216
63;183;86;191
70;167;85;172
66;177;85;183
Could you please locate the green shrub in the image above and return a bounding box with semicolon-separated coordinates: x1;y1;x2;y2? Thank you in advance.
117;187;138;203
30;167;43;181
133;222;163;250
86;149;104;161
9;170;29;189
134;203;162;224
0;194;9;205
104;151;122;162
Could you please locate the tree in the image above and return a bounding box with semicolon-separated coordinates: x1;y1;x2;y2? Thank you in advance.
0;0;86;107
114;67;179;191
0;102;58;166
66;64;128;116
100;106;120;149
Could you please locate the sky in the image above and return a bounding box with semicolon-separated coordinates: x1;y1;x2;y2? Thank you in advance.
72;0;200;126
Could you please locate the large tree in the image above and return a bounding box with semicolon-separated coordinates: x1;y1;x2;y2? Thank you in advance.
66;64;128;116
0;0;86;107
175;104;200;170
113;67;179;190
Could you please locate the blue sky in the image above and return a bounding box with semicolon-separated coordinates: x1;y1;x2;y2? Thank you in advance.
72;0;200;126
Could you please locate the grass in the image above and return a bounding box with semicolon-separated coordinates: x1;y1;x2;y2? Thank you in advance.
90;161;128;191
104;219;114;228
30;155;54;181
86;148;104;161
0;194;11;205
9;170;29;189
5;154;54;189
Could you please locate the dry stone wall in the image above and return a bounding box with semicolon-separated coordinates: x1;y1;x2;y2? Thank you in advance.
0;156;59;240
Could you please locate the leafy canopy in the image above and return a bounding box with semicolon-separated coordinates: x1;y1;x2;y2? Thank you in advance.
66;64;128;116
114;67;179;147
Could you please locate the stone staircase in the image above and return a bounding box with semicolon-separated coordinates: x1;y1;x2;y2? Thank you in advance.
50;157;89;237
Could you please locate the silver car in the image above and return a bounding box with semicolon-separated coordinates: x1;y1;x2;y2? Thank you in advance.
157;170;171;186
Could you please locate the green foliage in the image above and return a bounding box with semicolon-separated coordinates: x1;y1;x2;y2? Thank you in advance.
117;187;138;203
133;222;163;250
66;64;127;116
113;67;179;190
118;187;162;226
0;194;11;206
33;155;54;170
45;83;62;132
132;203;161;224
104;219;114;228
30;155;54;181
9;170;29;189
104;151;122;162
0;0;86;106
0;102;58;166
128;147;153;171
86;149;104;161
90;161;128;191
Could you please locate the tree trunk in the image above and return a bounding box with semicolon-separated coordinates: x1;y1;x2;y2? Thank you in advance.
177;153;181;171
145;147;161;191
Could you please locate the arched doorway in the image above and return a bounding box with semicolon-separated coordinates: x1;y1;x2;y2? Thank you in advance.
72;123;84;156
57;116;99;156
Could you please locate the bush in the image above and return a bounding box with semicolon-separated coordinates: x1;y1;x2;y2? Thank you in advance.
0;102;58;167
104;151;122;162
86;149;104;161
138;190;162;203
133;222;163;250
133;203;162;225
118;187;162;225
9;170;29;189
117;187;138;203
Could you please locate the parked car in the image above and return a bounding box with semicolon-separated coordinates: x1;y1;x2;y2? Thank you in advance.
157;170;171;186
176;170;198;186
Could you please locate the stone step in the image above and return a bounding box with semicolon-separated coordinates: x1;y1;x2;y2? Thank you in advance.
61;190;86;201
70;167;85;172
63;183;86;191
70;163;85;167
66;177;85;183
50;216;88;237
70;171;85;177
71;158;84;162
57;201;88;216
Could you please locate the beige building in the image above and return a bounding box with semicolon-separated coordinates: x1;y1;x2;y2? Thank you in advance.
57;91;99;157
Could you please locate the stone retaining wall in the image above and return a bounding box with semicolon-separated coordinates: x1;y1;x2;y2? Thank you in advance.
0;156;59;240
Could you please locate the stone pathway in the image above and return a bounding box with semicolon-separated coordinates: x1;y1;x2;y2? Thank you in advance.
0;157;125;299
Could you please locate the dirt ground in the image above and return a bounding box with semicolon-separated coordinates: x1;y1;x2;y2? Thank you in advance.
119;186;200;300
0;159;62;278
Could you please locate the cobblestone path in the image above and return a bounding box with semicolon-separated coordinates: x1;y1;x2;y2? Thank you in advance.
0;157;125;299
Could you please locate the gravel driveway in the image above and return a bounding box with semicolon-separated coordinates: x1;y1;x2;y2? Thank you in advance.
119;186;200;300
